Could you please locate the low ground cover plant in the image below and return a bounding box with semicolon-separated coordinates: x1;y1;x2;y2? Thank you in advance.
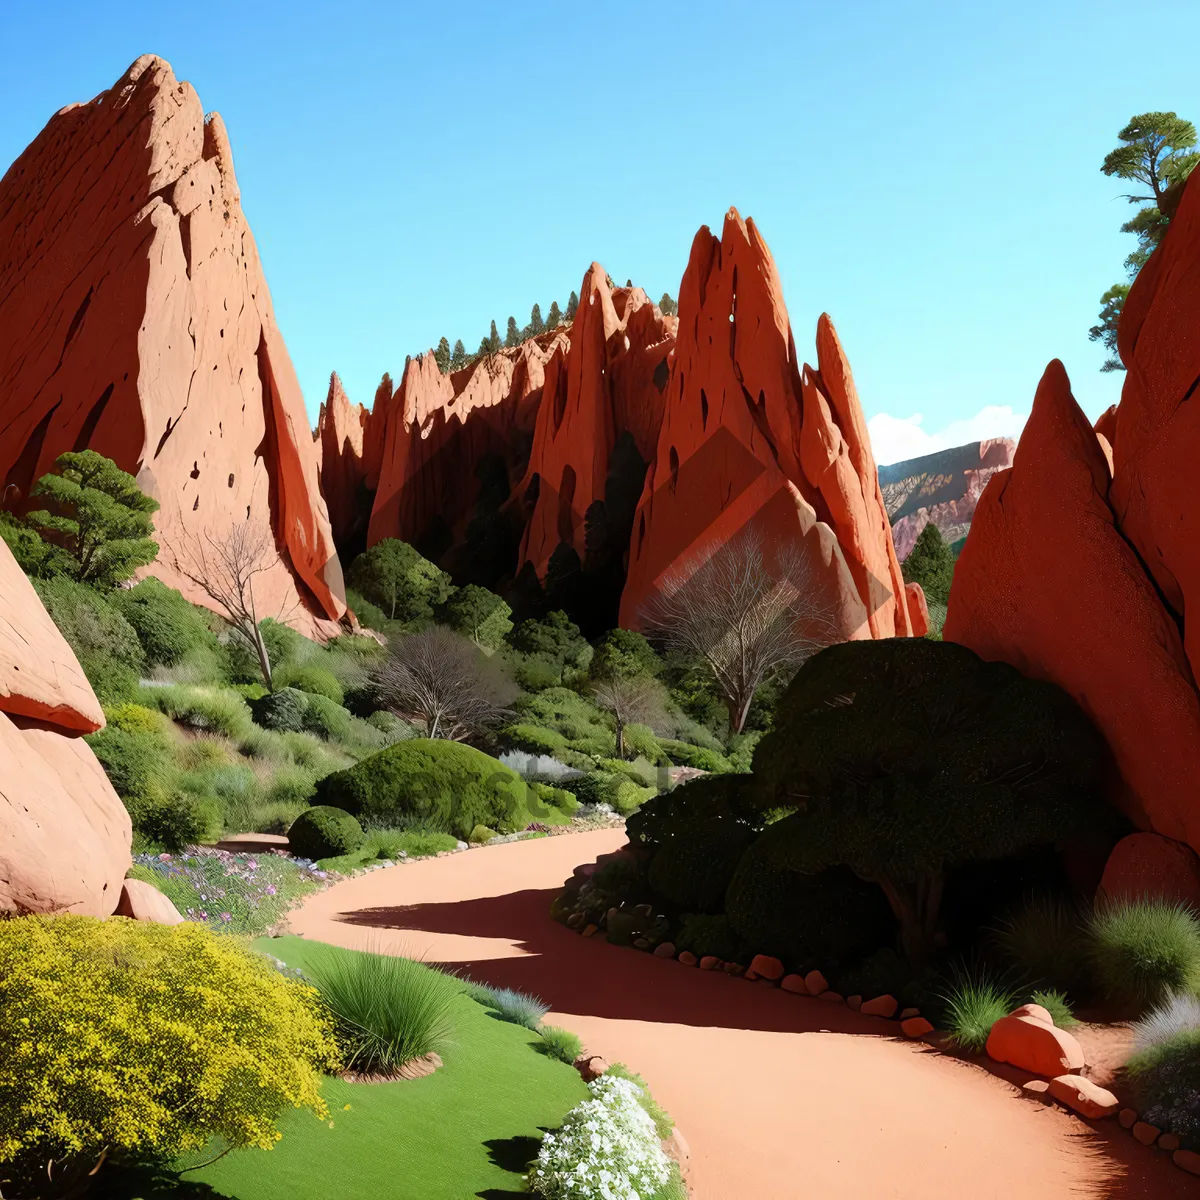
1127;1024;1200;1149
1088;899;1200;1012
537;1025;584;1065
288;805;365;860
129;849;328;935
304;946;458;1077
939;971;1017;1051
0;916;337;1195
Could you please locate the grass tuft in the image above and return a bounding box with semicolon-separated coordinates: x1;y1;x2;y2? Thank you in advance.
1088;899;1200;1013
939;970;1017;1052
1030;987;1079;1028
305;946;457;1075
995;893;1090;996
1132;991;1200;1054
537;1025;583;1065
482;987;550;1031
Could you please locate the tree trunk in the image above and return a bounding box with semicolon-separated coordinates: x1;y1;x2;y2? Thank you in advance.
876;873;944;967
728;690;754;736
615;719;625;759
252;624;273;691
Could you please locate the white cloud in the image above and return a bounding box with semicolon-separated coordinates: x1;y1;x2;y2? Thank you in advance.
867;405;1029;467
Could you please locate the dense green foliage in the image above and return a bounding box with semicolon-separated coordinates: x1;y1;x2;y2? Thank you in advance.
995;895;1092;998
537;1025;584;1065
251;686;310;732
436;583;513;648
508;610;593;682
17;450;160;587
901;523;955;610
346;539;453;626
288;806;366;860
1128;1029;1200;1149
316;738;546;838
111;578;219;667
1088;900;1200;1012
939;970;1018;1051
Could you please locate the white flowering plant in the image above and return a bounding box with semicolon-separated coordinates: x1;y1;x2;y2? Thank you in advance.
528;1074;680;1199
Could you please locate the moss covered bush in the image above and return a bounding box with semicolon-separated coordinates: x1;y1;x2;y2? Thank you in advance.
508;688;615;758
0;915;338;1191
675;913;742;962
1088;900;1200;1012
274;662;345;705
147;684;254;740
288;805;365;860
316;738;538;839
657;739;731;772
111;577;219;667
251;686;309;732
1127;1029;1200;1149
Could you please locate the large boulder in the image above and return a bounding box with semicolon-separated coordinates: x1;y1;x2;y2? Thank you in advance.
116;878;185;925
944;360;1200;845
1098;832;1200;910
986;1010;1085;1077
0;55;344;638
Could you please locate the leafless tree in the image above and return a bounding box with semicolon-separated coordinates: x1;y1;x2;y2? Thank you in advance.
164;518;284;689
591;674;667;759
640;527;836;734
374;626;516;741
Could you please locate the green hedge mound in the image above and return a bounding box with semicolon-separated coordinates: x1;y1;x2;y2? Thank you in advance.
288;806;365;860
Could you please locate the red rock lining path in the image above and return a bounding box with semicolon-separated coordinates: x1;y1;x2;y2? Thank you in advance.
290;830;1185;1199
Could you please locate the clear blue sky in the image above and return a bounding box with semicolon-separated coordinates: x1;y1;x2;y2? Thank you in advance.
2;1;1198;462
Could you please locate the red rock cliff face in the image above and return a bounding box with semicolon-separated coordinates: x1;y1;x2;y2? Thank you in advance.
620;209;919;639
0;540;131;916
945;169;1200;854
0;55;344;637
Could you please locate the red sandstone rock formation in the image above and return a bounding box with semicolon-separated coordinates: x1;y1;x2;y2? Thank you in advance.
518;269;673;576
620;209;917;640
1098;832;1200;910
0;540;131;916
0;56;344;638
880;439;1017;560
943;360;1200;845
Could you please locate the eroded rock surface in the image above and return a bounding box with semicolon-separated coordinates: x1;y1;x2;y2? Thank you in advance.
0;55;344;638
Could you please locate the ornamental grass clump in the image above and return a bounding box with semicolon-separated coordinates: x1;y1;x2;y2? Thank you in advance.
537;1025;584;1064
528;1075;674;1200
1088;899;1200;1012
939;971;1018;1052
304;946;457;1077
485;987;550;1030
996;893;1091;998
0;916;337;1193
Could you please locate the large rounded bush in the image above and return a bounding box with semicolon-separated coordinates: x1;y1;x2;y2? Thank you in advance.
288;805;365;860
111;577;218;667
0;916;337;1189
251;687;309;732
316;739;528;838
724;816;897;968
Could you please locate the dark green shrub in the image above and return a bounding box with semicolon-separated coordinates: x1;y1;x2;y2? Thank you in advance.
503;722;570;757
1127;1030;1200;1149
111;578;217;667
346;540;453;625
902;522;955;609
570;770;622;808
366;709;410;738
590;629;661;681
34;577;144;703
507;611;592;680
658;739;731;772
612;780;654;816
86;727;171;818
507;652;565;692
298;694;358;742
750;638;1108;962
251;687;309;733
140;792;220;851
675;913;741;962
1088;900;1200;1011
344;681;382;717
529;781;578;816
622;724;663;762
724;817;896;968
996;894;1091;998
510;688;614;756
288;806;365;860
274;664;344;706
315;739;528;838
345;587;388;631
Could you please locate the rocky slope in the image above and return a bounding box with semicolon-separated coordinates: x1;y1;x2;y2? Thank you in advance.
879;439;1016;560
0;539;131;916
0;55;345;638
945;166;1200;859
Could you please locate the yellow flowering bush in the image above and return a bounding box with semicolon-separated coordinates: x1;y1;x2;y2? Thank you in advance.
0;915;339;1186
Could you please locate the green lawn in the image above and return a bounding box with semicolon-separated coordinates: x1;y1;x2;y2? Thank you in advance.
108;936;587;1199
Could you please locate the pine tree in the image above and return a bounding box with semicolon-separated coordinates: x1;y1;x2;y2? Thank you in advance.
489;320;501;353
659;293;678;316
566;290;579;321
529;303;544;335
450;339;467;370
434;337;451;374
478;335;492;358
902;522;955;608
505;316;520;348
546;301;562;330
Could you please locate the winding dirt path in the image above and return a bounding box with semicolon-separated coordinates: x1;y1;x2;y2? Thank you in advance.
291;830;1187;1199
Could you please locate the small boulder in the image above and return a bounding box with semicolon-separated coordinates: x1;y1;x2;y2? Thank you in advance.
1011;1002;1054;1026
1119;1109;1138;1129
699;955;721;970
900;1007;921;1020
986;1013;1085;1077
582;924;598;938
749;954;785;981
1098;832;1200;910
1022;1080;1051;1101
861;995;899;1019
654;941;677;958
902;1016;935;1038
1047;1074;1120;1119
1174;1149;1200;1175
678;951;698;966
1160;1133;1181;1152
846;995;863;1011
1133;1121;1161;1146
115;879;184;926
724;962;745;977
804;969;828;995
818;991;845;1004
781;974;807;994
574;1054;609;1082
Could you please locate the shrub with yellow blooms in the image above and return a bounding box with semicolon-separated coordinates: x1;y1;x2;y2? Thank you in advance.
0;915;339;1194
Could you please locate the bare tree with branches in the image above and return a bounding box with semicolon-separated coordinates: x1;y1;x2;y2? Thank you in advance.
374;626;516;741
591;674;667;759
640;527;836;734
164;518;285;689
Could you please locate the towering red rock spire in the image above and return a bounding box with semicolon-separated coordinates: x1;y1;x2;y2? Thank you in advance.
620;209;918;639
0;55;344;637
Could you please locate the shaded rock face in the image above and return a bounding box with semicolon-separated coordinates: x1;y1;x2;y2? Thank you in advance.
944;358;1200;850
620;209;916;640
0;540;131;916
0;55;344;639
879;439;1016;560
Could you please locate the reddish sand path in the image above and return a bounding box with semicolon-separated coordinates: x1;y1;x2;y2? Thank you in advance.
291;830;1186;1200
